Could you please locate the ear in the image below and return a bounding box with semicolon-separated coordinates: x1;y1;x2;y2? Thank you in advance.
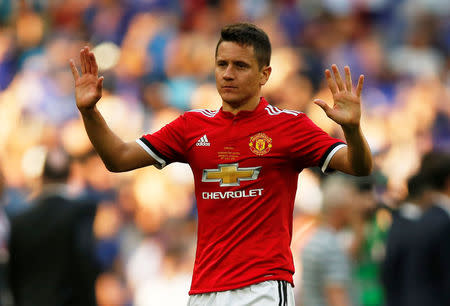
260;66;272;86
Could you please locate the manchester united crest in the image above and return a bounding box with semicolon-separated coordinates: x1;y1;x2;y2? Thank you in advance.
249;133;272;156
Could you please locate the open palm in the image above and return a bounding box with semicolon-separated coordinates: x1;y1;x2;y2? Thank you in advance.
314;65;364;128
70;46;104;111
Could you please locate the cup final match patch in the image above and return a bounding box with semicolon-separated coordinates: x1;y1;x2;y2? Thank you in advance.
249;133;272;156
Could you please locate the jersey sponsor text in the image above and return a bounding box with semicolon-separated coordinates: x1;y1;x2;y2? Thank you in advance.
202;188;264;199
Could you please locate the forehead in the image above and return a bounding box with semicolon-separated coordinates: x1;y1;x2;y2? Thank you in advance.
216;41;256;63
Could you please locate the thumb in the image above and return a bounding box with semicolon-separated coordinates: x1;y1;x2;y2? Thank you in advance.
314;99;332;115
96;76;104;91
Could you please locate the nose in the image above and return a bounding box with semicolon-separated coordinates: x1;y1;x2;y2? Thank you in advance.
223;65;234;80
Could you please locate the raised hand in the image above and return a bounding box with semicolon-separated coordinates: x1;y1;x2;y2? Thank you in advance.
70;46;104;111
314;65;364;128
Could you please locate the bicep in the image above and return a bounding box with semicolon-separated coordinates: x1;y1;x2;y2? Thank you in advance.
328;147;354;175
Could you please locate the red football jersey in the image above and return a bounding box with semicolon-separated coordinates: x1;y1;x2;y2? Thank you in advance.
137;98;346;294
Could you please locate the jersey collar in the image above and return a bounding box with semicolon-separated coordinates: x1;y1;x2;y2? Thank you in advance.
218;97;269;119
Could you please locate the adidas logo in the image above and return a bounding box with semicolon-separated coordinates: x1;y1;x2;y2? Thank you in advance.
196;135;210;146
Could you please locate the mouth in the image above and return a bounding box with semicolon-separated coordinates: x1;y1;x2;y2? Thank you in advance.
222;86;237;89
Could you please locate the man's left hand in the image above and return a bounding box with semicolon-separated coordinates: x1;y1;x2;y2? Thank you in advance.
314;65;364;129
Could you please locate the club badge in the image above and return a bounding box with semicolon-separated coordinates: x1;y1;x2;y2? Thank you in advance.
249;133;272;156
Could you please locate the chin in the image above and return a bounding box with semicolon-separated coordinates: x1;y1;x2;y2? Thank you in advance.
220;94;244;106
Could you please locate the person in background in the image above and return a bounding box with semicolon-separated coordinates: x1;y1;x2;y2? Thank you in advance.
8;148;101;306
349;176;388;306
300;175;357;306
382;172;430;306
401;151;450;306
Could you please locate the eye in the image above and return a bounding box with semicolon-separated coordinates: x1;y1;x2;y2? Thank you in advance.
236;62;248;68
217;61;227;67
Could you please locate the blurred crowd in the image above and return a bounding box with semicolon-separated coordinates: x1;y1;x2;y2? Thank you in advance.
0;0;449;305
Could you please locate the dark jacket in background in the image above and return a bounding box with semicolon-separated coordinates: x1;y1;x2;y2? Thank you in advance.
381;204;421;306
8;191;100;306
403;204;450;306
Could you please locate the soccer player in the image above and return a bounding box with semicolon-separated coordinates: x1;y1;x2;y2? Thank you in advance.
70;23;372;306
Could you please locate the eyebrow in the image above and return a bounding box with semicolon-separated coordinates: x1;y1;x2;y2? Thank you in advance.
216;59;251;66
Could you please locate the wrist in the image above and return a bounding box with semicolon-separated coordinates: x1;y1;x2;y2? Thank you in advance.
341;124;361;135
78;106;98;116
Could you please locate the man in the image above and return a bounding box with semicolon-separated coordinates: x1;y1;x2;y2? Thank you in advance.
8;148;100;306
382;172;429;306
301;175;357;306
348;177;387;306
70;23;372;305
401;151;450;306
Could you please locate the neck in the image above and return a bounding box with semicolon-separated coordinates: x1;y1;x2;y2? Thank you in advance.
321;214;342;231
222;95;261;115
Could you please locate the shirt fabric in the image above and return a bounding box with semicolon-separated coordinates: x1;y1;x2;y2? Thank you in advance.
301;227;352;306
137;97;346;294
382;203;422;306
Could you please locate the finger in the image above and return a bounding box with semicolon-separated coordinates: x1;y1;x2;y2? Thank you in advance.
332;64;345;91
356;75;364;97
69;59;80;82
344;66;352;92
80;49;86;74
325;69;338;95
84;47;92;74
314;99;333;116
96;76;104;91
89;52;98;75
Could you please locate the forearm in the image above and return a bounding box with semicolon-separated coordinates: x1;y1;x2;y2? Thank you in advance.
342;125;373;176
79;107;128;171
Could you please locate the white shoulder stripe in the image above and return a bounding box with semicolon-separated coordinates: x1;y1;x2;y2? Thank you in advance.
188;109;219;118
265;105;302;116
283;110;302;116
265;105;277;115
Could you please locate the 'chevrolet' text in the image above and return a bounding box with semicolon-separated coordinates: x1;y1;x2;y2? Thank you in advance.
202;188;264;200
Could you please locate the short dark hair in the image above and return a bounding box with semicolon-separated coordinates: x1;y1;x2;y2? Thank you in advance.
407;173;427;199
43;148;71;183
215;23;271;69
419;151;450;191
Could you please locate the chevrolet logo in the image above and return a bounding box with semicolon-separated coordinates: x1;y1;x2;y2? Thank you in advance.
202;163;261;187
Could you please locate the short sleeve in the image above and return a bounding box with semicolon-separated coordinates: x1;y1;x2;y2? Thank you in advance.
136;115;187;169
290;114;346;172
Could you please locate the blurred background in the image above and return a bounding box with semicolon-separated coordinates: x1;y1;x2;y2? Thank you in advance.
0;0;448;305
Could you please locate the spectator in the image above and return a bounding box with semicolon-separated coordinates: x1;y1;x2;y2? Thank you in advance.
300;175;357;306
349;176;388;306
382;171;430;306
8;148;101;306
401;151;450;306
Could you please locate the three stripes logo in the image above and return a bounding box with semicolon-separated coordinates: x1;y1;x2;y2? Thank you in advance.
196;135;210;146
265;104;301;116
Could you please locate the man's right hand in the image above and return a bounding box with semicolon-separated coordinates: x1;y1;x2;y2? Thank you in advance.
70;46;104;111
